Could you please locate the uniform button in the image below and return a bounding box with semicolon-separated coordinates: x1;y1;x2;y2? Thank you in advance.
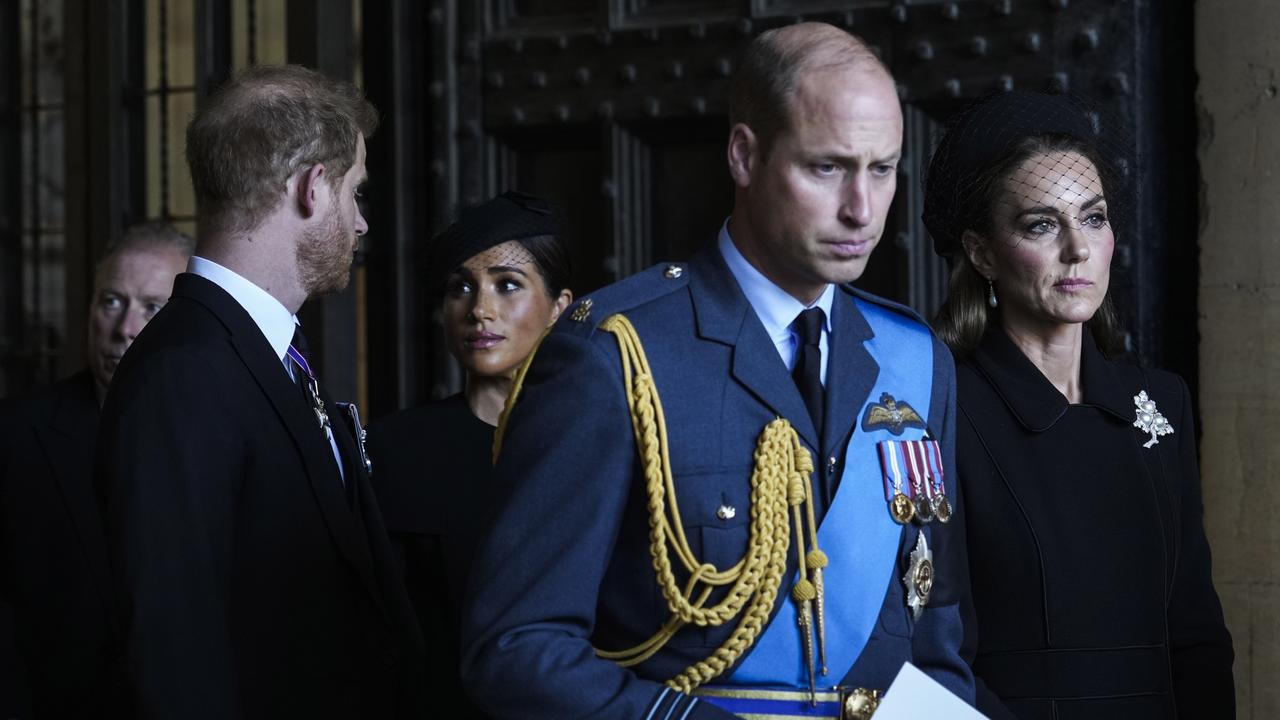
716;504;736;520
828;456;837;475
664;264;683;279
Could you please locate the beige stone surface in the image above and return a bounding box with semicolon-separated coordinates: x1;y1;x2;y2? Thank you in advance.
1197;1;1280;717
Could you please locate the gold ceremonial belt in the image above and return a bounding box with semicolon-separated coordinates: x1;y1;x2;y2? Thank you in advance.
692;685;882;720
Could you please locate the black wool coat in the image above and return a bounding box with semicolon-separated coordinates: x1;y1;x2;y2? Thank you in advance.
957;327;1234;720
0;370;126;717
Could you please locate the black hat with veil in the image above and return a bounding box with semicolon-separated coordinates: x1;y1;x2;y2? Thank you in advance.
922;90;1130;356
428;190;570;296
922;90;1131;260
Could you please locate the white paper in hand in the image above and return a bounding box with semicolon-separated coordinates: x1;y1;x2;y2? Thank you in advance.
871;662;989;719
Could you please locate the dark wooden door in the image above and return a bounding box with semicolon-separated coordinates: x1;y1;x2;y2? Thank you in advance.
361;0;1195;410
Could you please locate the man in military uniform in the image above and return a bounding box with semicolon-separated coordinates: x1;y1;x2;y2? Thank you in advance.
461;23;973;719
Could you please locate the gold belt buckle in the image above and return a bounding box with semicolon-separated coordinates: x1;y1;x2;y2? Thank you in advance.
838;687;882;720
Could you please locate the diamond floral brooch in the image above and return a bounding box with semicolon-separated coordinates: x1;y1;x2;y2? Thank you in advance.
1133;390;1174;448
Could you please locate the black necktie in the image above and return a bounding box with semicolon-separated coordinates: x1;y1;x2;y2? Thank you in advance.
792;307;825;435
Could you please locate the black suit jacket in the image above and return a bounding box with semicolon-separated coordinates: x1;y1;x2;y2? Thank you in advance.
0;370;122;718
95;273;425;719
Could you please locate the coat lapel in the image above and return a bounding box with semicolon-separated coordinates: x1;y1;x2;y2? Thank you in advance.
688;247;819;449
174;274;385;617
822;289;880;455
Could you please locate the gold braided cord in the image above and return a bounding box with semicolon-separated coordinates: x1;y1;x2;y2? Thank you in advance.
491;312;829;694
492;330;549;465
595;313;816;694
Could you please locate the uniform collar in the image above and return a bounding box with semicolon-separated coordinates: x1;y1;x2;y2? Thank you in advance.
970;325;1133;432
717;221;834;345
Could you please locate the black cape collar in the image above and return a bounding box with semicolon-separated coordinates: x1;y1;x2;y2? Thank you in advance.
969;325;1134;432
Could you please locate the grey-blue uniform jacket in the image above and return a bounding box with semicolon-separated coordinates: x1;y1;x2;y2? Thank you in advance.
460;244;974;719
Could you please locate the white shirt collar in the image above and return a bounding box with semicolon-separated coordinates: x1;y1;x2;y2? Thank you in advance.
187;256;299;362
717;221;835;347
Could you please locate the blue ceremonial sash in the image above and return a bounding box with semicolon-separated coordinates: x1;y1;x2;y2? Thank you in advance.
725;297;934;688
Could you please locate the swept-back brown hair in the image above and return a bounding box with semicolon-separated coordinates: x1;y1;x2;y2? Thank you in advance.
186;64;378;236
933;133;1122;359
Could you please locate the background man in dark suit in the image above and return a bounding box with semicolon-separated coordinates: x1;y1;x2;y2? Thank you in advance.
0;222;191;718
95;64;424;719
461;23;972;719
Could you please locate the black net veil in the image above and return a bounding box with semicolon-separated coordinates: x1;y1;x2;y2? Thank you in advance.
428;190;568;296
922;90;1136;262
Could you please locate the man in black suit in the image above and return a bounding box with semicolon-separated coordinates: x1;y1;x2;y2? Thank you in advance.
0;222;192;718
95;65;424;719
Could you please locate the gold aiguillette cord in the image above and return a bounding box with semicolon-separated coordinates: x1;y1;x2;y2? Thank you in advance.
787;463;828;706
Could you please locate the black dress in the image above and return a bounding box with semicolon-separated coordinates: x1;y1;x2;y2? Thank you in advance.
957;328;1234;720
367;393;494;719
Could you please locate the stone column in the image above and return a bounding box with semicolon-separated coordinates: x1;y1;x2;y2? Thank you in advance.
1197;2;1280;717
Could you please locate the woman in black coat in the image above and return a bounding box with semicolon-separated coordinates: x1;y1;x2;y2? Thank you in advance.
924;92;1234;719
366;191;573;717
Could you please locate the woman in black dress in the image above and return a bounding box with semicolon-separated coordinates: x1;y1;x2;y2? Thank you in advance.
923;92;1234;719
366;191;572;717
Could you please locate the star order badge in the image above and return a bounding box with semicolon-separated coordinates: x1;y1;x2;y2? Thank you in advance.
904;531;933;620
862;392;926;435
1133;390;1174;448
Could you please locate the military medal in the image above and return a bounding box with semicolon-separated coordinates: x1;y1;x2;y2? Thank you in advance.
904;442;934;523
925;440;952;524
904;531;934;620
880;437;950;525
932;493;953;524
877;441;915;524
913;490;934;523
1132;390;1174;448
890;491;915;525
287;344;332;435
310;392;330;432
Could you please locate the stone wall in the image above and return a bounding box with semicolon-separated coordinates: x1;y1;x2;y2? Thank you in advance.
1196;2;1280;717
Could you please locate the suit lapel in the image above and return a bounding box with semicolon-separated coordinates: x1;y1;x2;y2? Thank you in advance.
175;275;385;618
822;289;879;455
688;247;820;449
326;400;398;624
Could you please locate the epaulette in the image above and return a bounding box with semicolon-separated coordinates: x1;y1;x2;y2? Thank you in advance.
556;261;691;338
844;284;931;329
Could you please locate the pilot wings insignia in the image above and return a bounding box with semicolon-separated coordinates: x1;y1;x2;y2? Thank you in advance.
862;392;926;435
